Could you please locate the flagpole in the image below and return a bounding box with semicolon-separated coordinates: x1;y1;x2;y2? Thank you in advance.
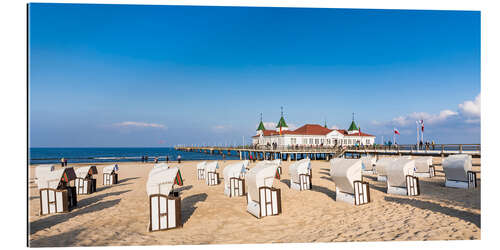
416;121;420;150
421;123;424;144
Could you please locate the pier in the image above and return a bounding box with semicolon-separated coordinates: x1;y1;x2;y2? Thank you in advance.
174;144;480;161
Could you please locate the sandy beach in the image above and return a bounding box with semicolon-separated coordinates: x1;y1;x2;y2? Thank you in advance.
28;157;481;247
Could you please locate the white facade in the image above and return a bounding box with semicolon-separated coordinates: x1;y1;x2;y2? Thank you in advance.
253;127;375;147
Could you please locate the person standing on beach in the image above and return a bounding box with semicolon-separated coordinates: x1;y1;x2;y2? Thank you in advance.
166;155;169;163
177;154;181;163
61;157;65;167
223;154;226;162
154;157;158;163
64;158;68;167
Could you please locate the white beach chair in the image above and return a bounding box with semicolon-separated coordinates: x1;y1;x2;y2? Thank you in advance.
38;167;78;215
443;154;476;189
375;157;396;182
268;159;282;175
205;161;220;186
102;164;119;186
246;163;282;218
196;161;207;180
361;156;376;175
35;165;55;184
223;162;247;197
289;159;312;191
75;166;98;195
413;157;435;178
153;163;170;169
386;159;420;196
330;159;371;205
147;167;183;232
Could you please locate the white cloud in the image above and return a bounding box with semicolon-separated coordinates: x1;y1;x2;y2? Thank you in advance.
262;122;276;129
458;93;481;119
212;125;232;132
390;110;458;127
113;121;167;129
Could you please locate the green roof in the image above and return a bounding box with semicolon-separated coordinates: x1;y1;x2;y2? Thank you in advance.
257;121;266;131
276;116;288;128
348;120;358;131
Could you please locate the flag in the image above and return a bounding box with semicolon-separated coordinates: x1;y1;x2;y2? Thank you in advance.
421;120;424;132
279;126;282;136
394;128;400;135
275;168;281;179
174;170;184;186
61;171;68;182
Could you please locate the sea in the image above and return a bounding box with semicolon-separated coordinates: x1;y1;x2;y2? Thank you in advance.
29;147;240;165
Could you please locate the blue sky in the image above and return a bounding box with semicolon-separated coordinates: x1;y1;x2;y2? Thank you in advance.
28;4;480;147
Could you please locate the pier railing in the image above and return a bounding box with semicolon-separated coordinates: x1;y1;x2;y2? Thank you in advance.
175;144;480;156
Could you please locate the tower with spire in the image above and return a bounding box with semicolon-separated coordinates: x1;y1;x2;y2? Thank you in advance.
347;112;359;134
256;113;266;136
276;106;289;133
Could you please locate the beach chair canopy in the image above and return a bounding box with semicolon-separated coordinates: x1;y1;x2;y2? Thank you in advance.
375;157;397;176
414;157;433;172
223;162;246;188
37;167;77;190
146;167;180;196
148;164;175;180
386;159;416;187
361;156;376;171
75;165;98;179
197;161;207;170
266;159;281;166
242;160;250;169
204;161;219;173
442;154;472;182
153;163;169;169
289;159;311;184
102;164;119;174
330;159;362;194
35;165;54;179
246;163;279;202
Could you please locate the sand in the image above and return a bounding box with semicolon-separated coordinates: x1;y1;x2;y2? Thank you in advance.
28;157;481;247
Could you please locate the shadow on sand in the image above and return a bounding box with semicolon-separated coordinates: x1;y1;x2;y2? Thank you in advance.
181;193;208;224
175;185;193;194
310;184;336;201
30;199;122;235
280;179;291;188
29;227;86;247
319;176;334;183
118;177;140;184
77;190;131;208
384;196;480;228
95;183;131;192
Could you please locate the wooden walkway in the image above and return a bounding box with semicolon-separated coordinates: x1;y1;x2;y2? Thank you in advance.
174;144;480;161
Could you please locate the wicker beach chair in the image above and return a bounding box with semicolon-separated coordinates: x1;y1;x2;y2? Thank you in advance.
386;158;420;196
245;162;282;218
289;159;312;191
38;167;78;215
223;162;247;197
147;167;183;232
443;154;476;189
75;165;98;195
330;158;370;205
